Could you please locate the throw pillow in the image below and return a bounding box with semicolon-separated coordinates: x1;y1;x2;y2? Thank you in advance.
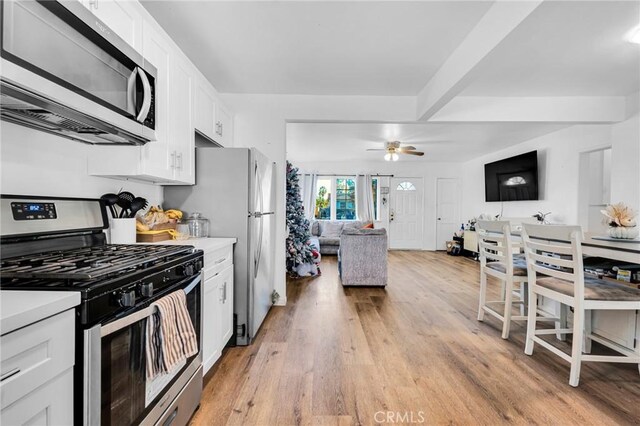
343;221;362;229
321;222;344;238
362;222;374;229
310;221;320;236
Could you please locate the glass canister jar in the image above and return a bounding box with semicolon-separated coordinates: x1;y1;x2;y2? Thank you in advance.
184;212;209;238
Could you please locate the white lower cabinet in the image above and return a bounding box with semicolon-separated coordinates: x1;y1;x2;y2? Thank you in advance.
218;265;234;350
202;264;234;374
1;309;75;425
1;369;73;426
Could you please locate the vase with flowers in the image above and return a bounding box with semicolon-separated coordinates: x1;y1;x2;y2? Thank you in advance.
601;202;639;239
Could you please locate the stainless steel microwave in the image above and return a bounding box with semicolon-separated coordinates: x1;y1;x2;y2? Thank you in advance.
0;0;157;145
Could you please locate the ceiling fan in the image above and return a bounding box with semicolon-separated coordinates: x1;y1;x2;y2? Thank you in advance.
367;141;425;161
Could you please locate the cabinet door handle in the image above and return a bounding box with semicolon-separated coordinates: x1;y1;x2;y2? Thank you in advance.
1;368;20;382
89;0;98;9
220;123;223;136
170;151;176;169
177;152;183;170
214;257;225;265
219;285;224;302
223;281;227;302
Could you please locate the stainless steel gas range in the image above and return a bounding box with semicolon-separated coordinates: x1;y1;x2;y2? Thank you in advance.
0;195;204;425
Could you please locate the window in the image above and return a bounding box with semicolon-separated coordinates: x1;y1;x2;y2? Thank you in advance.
335;178;356;219
314;176;357;220
314;178;332;219
397;181;416;191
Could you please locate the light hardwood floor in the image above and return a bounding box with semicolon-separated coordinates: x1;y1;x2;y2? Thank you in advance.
191;251;640;425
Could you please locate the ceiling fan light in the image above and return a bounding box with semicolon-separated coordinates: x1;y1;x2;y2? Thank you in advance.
384;153;392;161
391;153;399;161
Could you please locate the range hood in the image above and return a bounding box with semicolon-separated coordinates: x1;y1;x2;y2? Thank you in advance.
1;81;146;145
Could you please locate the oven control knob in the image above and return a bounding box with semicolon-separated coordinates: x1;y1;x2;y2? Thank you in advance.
140;282;154;297
119;290;136;307
181;264;195;276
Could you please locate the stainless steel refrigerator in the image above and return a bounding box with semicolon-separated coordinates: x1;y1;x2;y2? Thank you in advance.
164;147;275;345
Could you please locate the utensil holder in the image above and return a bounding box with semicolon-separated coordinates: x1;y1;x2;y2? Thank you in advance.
109;218;136;244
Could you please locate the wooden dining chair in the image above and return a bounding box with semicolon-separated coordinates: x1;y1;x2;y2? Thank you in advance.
521;223;640;387
476;220;529;339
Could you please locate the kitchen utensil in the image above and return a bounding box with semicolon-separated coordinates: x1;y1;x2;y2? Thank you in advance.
100;193;119;218
117;191;135;218
184;212;209;238
129;197;148;218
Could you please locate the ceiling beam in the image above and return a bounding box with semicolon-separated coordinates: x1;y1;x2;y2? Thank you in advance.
416;0;543;121
428;96;628;123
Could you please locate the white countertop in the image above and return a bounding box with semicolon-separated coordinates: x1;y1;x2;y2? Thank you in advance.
138;237;236;252
1;291;80;335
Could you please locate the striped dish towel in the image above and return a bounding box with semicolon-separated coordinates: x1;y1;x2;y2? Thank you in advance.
145;290;198;379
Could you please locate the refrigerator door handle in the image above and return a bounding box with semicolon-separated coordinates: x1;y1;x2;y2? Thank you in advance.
254;161;264;279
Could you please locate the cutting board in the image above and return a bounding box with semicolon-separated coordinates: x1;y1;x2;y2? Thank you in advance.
136;232;173;242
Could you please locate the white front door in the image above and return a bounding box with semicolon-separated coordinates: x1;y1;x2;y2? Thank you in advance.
389;178;423;249
436;178;460;250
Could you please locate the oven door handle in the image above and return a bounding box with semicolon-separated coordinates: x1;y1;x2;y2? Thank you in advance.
84;324;101;426
100;274;202;338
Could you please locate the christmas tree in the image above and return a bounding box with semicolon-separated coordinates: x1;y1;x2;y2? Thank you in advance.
286;161;319;277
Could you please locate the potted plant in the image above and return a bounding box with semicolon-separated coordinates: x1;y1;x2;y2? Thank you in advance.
601;202;639;239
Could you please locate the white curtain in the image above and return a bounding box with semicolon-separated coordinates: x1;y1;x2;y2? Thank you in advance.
356;174;375;222
300;173;317;221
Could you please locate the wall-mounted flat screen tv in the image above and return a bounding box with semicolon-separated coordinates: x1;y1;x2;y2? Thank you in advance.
484;151;538;202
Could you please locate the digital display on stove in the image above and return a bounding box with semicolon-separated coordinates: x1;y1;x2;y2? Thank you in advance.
11;202;57;220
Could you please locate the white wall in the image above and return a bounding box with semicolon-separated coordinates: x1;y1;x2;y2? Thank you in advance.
293;159;460;251
220;94;416;304
610;110;640;211
460;112;640;225
1;122;163;204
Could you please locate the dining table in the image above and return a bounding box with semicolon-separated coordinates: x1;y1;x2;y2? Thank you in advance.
581;232;640;264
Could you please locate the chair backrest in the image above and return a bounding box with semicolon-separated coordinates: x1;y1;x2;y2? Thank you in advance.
521;224;585;301
477;220;515;272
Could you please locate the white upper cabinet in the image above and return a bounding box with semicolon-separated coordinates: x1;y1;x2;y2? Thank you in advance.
81;0;143;52
167;53;195;185
194;72;234;147
215;101;233;147
87;0;232;184
194;75;217;142
138;20;173;181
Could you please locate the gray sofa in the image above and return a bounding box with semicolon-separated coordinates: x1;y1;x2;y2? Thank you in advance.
338;228;388;287
310;220;366;255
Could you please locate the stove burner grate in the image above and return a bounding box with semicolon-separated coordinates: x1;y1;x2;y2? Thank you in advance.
1;244;192;280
